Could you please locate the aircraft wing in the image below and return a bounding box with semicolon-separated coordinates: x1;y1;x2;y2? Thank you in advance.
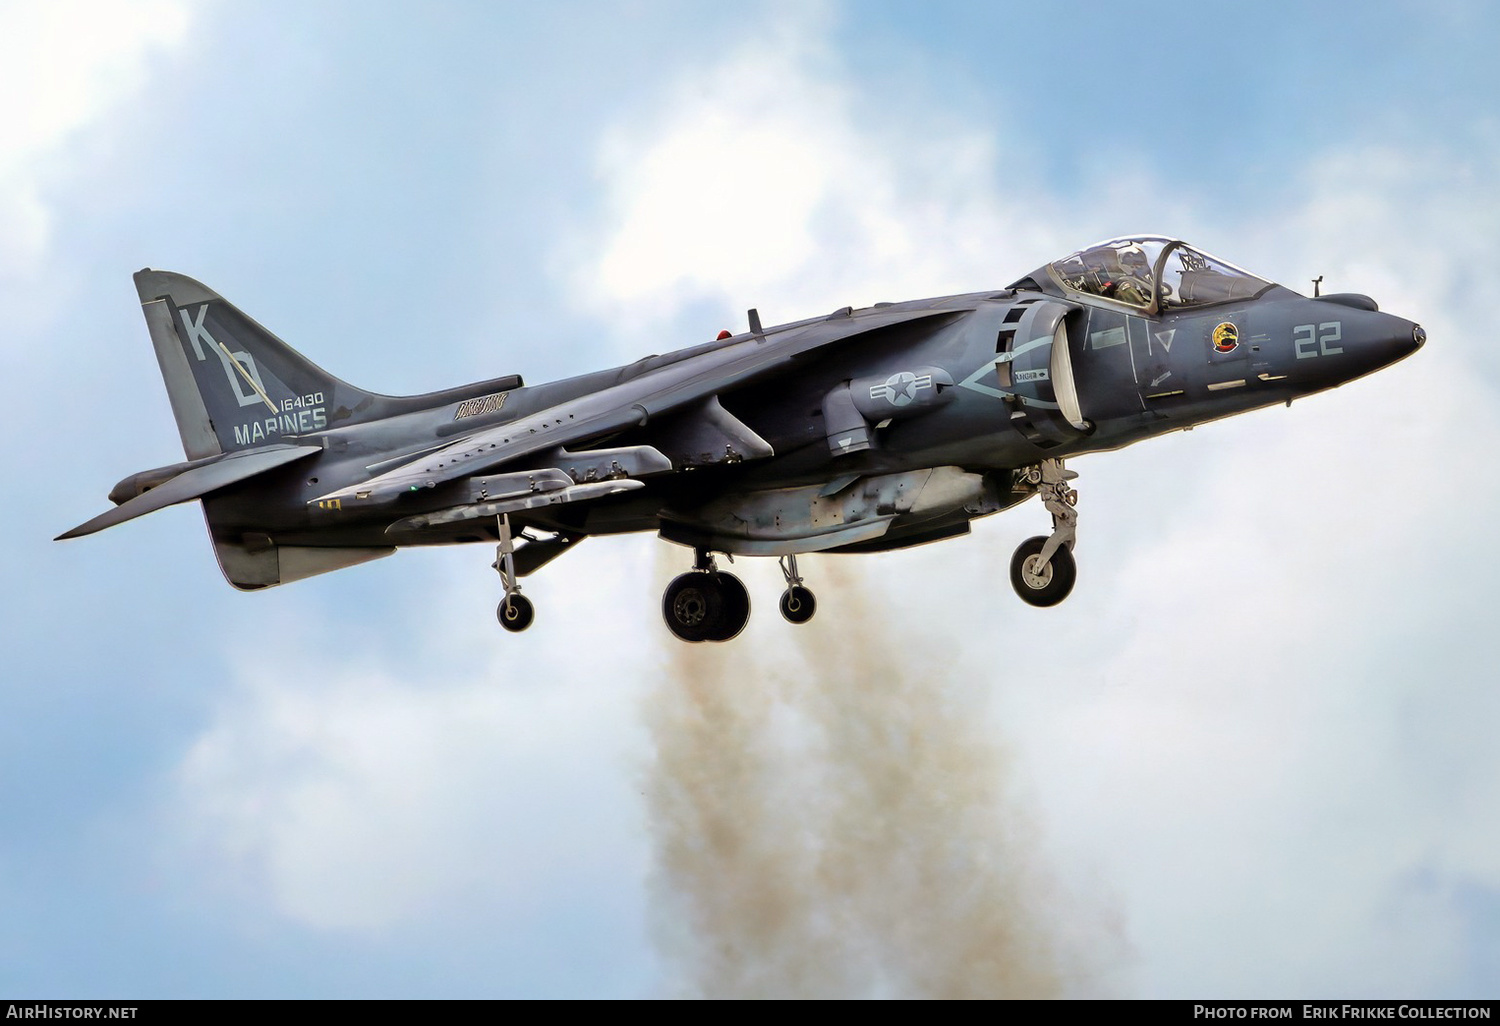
311;306;959;510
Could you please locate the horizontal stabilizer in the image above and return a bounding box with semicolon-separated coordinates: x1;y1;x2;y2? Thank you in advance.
57;445;321;539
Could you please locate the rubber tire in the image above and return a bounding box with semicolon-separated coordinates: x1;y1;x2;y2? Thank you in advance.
662;572;723;643
705;572;750;642
497;594;535;632
779;586;817;624
1009;536;1076;607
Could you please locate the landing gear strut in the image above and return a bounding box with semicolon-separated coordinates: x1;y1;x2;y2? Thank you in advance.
777;554;816;624
662;547;751;643
494;514;535;632
1010;458;1079;607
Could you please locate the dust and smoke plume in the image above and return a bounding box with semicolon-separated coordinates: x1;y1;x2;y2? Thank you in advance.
643;556;1098;998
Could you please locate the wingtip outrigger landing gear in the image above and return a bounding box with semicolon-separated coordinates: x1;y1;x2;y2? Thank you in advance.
662;547;751;643
777;554;816;624
1010;458;1079;608
494;514;535;632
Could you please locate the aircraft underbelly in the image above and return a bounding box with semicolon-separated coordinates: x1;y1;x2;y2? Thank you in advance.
657;465;1003;556
207;504;394;590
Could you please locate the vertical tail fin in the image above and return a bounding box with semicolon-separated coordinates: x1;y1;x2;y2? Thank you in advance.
132;270;396;589
134;269;379;459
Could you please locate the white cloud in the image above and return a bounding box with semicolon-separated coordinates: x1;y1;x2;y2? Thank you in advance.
0;0;190;285
575;13;1082;338
169;536;661;933
175;665;644;931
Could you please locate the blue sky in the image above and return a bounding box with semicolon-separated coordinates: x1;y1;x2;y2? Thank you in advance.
4;0;1499;998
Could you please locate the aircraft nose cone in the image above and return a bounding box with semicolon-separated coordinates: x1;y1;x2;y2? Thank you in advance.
1385;319;1424;364
1330;310;1425;384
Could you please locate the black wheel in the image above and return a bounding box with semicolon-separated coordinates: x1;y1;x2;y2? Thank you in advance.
705;572;750;642
662;572;723;643
497;593;535;632
779;586;816;624
1009;536;1076;607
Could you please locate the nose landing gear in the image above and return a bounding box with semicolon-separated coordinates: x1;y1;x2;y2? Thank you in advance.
662;548;751;643
1010;458;1079;607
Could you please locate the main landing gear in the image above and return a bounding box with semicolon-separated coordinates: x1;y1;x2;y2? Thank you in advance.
494;514;535;632
662;548;751;643
659;550;821;643
489;513;820;642
1010;458;1079;608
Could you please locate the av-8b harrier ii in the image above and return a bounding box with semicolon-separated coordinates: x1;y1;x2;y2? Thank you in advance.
59;237;1424;642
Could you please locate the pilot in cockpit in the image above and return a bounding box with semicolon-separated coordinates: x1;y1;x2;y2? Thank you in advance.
1096;242;1152;307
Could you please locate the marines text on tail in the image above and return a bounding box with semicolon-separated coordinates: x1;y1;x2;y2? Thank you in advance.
59;237;1424;642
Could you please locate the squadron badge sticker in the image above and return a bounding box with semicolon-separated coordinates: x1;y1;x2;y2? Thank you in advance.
1212;321;1240;354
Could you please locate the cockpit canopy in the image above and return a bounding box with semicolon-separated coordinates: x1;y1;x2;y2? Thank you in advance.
1015;236;1274;312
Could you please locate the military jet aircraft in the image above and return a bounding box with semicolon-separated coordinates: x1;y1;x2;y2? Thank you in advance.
59;236;1424;642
